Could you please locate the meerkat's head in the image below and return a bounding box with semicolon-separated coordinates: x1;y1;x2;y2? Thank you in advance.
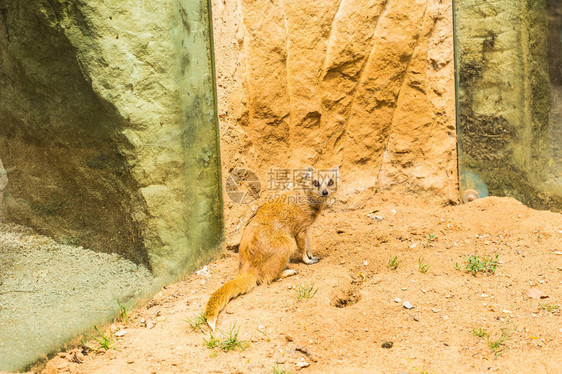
301;166;340;204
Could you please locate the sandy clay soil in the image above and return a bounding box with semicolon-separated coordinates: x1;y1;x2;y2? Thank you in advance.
38;193;562;374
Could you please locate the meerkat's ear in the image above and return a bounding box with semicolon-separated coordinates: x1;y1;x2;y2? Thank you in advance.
303;166;314;180
333;166;340;180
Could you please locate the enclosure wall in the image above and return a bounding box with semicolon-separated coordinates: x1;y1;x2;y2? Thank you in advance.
0;0;223;370
0;0;223;279
455;0;562;211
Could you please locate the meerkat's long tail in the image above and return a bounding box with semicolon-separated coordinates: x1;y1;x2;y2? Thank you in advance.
204;271;258;331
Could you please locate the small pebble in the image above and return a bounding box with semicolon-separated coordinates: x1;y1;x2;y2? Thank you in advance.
403;301;413;309
381;341;393;349
296;361;310;368
394;298;401;303
115;329;127;337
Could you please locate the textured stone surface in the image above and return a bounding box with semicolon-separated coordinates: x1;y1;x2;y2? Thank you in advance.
455;0;561;211
212;0;457;234
0;158;6;218
0;0;223;277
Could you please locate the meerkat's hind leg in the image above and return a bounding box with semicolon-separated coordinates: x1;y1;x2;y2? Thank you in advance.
302;254;321;264
280;269;298;278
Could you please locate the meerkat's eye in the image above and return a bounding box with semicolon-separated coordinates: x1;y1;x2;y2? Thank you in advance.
328;179;334;186
312;180;320;187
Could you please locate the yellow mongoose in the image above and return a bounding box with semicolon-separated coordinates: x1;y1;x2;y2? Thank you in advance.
205;166;339;331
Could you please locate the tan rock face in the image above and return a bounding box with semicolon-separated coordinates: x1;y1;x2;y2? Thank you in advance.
213;0;458;233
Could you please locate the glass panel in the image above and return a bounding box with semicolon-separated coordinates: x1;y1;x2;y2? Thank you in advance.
454;0;562;211
0;0;222;371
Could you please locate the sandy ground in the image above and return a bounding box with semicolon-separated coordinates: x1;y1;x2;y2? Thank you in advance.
38;193;562;374
0;223;154;372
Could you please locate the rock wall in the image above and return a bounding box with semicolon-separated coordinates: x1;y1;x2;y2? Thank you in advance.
0;0;223;278
455;0;562;211
212;0;457;218
0;158;6;218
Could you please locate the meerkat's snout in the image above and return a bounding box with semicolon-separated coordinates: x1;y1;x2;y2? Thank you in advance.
322;189;328;196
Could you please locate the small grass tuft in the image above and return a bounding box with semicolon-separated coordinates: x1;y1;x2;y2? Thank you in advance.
93;326;113;350
487;328;512;357
204;331;219;349
295;284;318;300
220;324;248;351
387;256;400;270
82;326;113;351
117;300;130;323
418;257;430;273
426;234;437;244
187;312;207;332
464;253;499;275
204;324;248;352
471;327;488;339
540;303;559;313
413;365;434;374
273;364;292;374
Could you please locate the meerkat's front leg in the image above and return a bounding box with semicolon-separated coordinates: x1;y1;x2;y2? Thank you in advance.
280;269;298;278
297;231;321;264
